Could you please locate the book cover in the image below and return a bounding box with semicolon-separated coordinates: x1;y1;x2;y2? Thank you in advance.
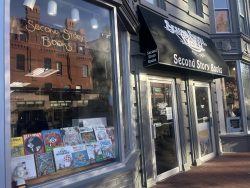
99;139;115;159
42;129;63;152
35;152;56;176
94;127;109;141
106;127;115;143
53;146;74;170
79;127;96;143
87;142;104;162
60;127;82;146
72;144;90;167
11;154;37;180
11;137;25;157
23;133;45;155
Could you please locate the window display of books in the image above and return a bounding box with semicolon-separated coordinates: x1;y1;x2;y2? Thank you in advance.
10;118;116;181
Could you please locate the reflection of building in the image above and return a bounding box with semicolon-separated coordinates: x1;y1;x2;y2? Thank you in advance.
10;5;93;90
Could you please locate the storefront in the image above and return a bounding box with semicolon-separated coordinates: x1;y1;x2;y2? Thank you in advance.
3;0;142;188
137;6;229;186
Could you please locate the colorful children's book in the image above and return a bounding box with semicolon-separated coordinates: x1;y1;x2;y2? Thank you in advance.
53;146;74;170
11;137;25;157
79;127;96;143
106;127;115;143
85;144;95;164
94;127;109;141
42;129;63;152
11;154;37;180
23;133;45;155
90;142;104;162
60;127;82;146
99;139;115;159
35;152;56;176
72;144;90;167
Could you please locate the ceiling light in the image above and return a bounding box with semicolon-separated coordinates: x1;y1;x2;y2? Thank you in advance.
71;8;80;22
23;0;36;10
48;0;57;16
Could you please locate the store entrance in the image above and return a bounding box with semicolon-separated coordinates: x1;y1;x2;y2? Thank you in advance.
148;77;181;182
193;82;215;162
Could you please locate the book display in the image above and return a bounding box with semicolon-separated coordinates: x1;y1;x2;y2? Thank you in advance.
53;146;74;170
61;127;82;146
42;129;63;152
72;144;90;167
79;127;96;143
99;139;115;159
35;152;56;176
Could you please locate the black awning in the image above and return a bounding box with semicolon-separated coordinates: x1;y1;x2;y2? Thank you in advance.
138;6;229;77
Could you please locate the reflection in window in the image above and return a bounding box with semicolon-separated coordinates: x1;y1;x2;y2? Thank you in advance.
16;54;25;71
189;0;203;17
238;0;245;33
213;0;231;33
222;62;242;133
241;62;250;132
10;0;117;186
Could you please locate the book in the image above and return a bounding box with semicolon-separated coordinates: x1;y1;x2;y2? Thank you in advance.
60;127;82;146
86;142;104;162
72;144;90;167
11;137;25;157
35;152;56;176
94;127;109;141
53;146;74;170
23;133;45;155
79;127;96;143
106;127;115;143
42;129;63;152
11;154;37;180
99;139;115;159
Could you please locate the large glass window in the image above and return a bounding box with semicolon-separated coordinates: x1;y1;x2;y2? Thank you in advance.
222;62;242;133
237;0;246;33
10;0;117;186
240;62;250;132
214;0;231;33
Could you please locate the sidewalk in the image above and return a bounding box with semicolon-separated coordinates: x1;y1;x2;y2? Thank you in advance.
153;153;250;188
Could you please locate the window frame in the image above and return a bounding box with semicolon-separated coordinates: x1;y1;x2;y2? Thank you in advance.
5;1;128;187
237;0;246;33
189;0;203;17
213;0;232;33
16;54;25;71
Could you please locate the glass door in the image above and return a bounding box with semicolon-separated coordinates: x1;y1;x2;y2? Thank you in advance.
193;83;215;161
149;78;180;181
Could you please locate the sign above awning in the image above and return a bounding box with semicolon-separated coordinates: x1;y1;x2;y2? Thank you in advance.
138;6;229;77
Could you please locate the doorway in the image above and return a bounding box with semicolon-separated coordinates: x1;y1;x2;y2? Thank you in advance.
148;77;181;182
193;82;216;162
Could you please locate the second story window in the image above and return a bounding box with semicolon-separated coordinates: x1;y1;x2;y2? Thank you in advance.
82;64;88;78
16;54;25;71
214;0;231;33
44;58;51;70
56;62;62;75
237;0;246;33
189;0;203;17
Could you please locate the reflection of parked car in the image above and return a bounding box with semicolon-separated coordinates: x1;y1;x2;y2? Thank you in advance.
16;110;48;136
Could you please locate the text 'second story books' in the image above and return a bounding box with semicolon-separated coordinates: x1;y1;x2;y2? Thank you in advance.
99;139;115;159
53;146;74;170
79;127;96;143
35;152;56;176
11;137;25;157
94;127;109;141
11;154;37;180
23;133;45;155
60;127;82;146
72;144;90;167
42;129;63;152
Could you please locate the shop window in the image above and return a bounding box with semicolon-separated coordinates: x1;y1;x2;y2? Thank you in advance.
213;0;231;33
222;62;243;133
16;54;25;71
82;64;88;78
10;0;118;186
240;62;250;132
56;62;62;75
189;0;203;17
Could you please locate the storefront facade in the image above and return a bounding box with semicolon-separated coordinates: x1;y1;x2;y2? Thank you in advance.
136;1;229;187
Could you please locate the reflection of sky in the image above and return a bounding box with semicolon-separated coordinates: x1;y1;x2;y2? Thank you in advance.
10;0;111;42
